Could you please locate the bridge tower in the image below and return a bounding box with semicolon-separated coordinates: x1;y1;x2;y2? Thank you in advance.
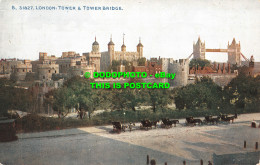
193;37;206;60
228;38;241;66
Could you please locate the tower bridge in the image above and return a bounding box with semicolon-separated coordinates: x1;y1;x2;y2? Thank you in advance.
189;37;249;65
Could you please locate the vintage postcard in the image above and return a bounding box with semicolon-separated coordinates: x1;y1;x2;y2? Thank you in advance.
0;0;260;165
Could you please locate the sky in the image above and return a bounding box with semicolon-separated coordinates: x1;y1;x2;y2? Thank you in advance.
0;0;260;62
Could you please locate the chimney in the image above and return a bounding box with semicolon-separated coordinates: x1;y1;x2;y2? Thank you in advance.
217;64;222;74
213;62;216;70
222;63;226;74
228;63;231;74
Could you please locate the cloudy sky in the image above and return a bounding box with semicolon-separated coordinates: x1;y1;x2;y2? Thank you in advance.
0;0;260;62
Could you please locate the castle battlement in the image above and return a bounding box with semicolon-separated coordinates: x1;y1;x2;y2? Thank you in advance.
162;58;189;87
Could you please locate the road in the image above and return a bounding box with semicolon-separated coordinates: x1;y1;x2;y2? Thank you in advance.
0;113;260;165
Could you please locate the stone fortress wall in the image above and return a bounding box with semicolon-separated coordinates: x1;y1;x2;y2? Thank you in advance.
162;58;190;87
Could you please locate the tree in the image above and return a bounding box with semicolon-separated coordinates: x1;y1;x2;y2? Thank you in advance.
0;78;33;116
224;74;260;109
111;88;127;111
174;76;223;110
121;78;146;111
137;57;146;66
46;76;104;119
189;59;210;68
110;60;120;72
146;88;170;113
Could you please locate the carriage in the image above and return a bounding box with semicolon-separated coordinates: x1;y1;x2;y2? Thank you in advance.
161;118;179;128
185;116;203;126
112;121;127;133
161;118;173;128
140;120;158;130
204;115;213;123
204;115;220;124
220;113;237;123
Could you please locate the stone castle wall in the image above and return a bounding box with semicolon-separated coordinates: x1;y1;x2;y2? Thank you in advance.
191;74;237;87
37;63;59;81
100;52;110;72
162;58;189;87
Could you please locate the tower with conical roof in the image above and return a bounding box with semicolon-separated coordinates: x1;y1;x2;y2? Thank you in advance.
227;38;241;65
92;36;100;53
193;36;206;59
121;34;126;52
137;37;143;58
108;35;115;64
84;36;101;72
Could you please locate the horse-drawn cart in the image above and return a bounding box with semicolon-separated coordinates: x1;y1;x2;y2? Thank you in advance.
185;116;203;126
204;115;220;124
112;121;127;133
140;120;158;130
220;114;237;123
161;118;180;128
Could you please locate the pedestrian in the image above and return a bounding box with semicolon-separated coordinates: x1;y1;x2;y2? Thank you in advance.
208;161;212;165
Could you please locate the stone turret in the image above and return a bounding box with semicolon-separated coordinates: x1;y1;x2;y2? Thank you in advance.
162;58;189;87
249;55;254;68
121;34;126;52
228;38;241;66
193;36;206;60
92;36;99;53
108;36;115;64
137;38;143;58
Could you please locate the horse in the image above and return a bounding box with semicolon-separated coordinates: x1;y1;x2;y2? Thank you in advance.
226;113;238;123
169;119;179;127
204;116;220;125
204;115;213;124
151;120;159;128
140;120;153;130
186;116;194;123
210;116;221;124
192;119;203;125
128;122;135;132
161;118;174;128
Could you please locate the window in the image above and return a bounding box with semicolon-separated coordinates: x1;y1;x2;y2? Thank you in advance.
49;70;51;73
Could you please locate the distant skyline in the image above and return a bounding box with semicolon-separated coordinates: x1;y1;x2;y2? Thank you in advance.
0;0;260;62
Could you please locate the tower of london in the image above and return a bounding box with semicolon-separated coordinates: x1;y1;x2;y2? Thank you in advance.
100;36;144;71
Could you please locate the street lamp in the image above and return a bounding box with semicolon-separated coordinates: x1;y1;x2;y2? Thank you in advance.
123;112;126;124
